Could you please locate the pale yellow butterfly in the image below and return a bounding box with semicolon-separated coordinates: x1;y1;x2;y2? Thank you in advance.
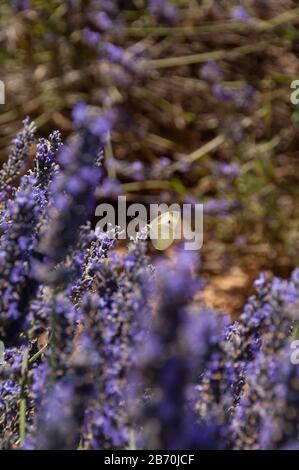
148;210;181;251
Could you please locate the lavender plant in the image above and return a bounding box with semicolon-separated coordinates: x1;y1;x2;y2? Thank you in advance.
1;0;299;282
0;118;36;202
0;117;298;450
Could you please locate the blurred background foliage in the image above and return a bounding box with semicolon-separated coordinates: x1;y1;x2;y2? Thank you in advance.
0;0;299;313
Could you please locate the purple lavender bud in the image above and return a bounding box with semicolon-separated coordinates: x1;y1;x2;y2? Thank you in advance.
231;6;250;22
95;178;123;199
254;272;267;289
149;0;178;23
200;61;223;82
82;28;101;47
34;131;61;191
212;84;232;102
0;118;36;199
93;12;113;30
105;43;124;62
72;101;88;126
11;0;30;11
204;199;238;215
212;83;254;107
215;162;240;180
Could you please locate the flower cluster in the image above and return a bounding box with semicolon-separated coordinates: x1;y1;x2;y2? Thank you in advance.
2;0;299;284
0;117;299;450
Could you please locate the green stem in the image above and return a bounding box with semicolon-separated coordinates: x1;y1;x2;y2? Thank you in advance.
170;134;226;172
28;343;48;364
19;399;26;446
122;180;174;192
104;132;116;179
19;348;29;446
148;42;270;69
127;7;299;37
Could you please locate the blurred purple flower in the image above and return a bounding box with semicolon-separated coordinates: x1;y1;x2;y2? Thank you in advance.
96;177;123;199
212;84;254;106
93;12;112;30
11;0;30;11
149;0;178;23
231;6;250;21
213;162;240;181
83;28;101;47
204;199;238;215
200;61;223;82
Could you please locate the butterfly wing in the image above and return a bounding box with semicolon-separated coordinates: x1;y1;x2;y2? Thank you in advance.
149;210;181;250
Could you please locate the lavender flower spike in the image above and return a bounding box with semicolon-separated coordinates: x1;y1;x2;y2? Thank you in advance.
0;117;36;200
